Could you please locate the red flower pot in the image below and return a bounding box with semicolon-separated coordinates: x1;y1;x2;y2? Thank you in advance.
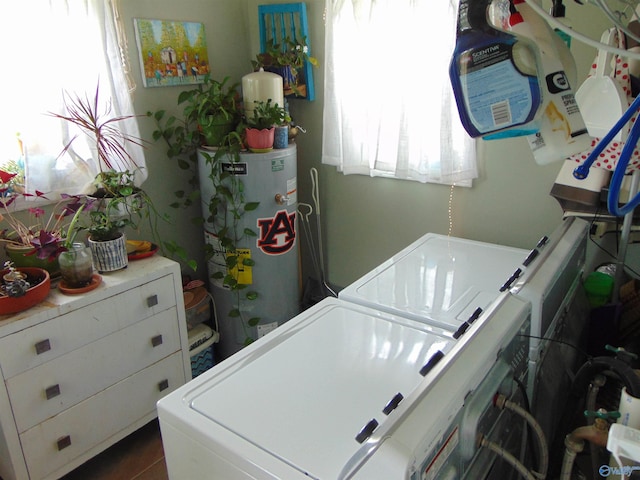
245;127;275;152
0;267;51;315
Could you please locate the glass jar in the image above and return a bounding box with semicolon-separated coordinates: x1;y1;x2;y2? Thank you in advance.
58;243;93;288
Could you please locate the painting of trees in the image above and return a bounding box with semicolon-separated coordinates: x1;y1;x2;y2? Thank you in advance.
134;18;210;87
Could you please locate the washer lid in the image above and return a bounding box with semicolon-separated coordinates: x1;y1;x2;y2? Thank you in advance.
339;233;527;330
187;299;454;479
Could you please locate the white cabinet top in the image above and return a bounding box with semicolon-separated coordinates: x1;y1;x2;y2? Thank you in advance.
0;255;182;337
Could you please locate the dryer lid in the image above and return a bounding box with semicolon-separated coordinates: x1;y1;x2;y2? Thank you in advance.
186;299;455;479
339;233;527;330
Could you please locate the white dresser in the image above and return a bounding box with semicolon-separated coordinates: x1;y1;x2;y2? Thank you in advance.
0;255;190;480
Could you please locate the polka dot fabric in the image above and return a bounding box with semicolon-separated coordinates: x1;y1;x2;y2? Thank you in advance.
569;28;640;173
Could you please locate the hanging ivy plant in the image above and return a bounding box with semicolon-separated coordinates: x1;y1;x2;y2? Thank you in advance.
150;94;262;346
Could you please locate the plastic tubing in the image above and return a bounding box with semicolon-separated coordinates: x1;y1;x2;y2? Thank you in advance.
499;397;549;479
568;91;640;217
522;0;640;60
479;436;537;480
572;94;640;180
607;121;640;215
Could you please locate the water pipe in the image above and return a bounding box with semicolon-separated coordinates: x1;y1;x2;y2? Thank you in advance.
586;375;608;478
495;394;549;479
560;411;614;480
479;435;537;480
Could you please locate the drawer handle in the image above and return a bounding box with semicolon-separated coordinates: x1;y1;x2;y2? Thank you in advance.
147;295;159;308
151;335;163;347
45;384;61;400
158;379;169;392
57;435;71;451
35;339;51;355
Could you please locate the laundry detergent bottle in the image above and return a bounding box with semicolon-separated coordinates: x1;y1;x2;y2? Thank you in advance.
449;0;544;138
511;0;590;165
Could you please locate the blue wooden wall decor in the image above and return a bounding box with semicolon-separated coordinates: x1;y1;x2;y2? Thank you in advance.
258;3;315;101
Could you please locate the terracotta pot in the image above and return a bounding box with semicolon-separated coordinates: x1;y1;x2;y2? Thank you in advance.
244;127;275;152
0;267;51;315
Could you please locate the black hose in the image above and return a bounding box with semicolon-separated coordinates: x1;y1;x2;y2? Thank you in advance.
571;356;640;399
549;356;640;478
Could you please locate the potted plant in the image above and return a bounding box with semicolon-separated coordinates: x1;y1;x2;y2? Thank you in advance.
150;88;263;347
51;84;196;272
50;83;146;173
0;261;51;315
252;36;318;97
0;169;91;276
86;170;165;272
56;200;94;289
243;99;289;152
176;75;242;148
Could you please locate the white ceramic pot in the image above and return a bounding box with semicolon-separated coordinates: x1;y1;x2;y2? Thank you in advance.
88;233;128;273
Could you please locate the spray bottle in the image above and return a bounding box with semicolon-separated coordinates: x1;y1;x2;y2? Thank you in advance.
449;0;544;138
510;0;591;164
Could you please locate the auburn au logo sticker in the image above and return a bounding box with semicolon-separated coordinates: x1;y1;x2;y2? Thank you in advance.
257;209;296;255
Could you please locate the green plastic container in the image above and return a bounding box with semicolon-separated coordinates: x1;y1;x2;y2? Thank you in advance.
584;271;615;307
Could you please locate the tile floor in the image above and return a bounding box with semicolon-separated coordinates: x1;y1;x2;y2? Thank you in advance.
60;420;168;480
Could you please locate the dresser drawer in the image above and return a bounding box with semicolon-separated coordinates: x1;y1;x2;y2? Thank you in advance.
7;308;181;433
0;274;176;379
20;352;185;480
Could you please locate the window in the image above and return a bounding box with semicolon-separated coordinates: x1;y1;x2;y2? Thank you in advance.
322;0;477;185
0;0;145;207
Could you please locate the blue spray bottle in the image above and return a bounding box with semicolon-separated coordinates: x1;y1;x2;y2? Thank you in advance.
449;0;544;138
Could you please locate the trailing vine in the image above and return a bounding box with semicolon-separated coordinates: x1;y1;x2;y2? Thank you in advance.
150;107;262;346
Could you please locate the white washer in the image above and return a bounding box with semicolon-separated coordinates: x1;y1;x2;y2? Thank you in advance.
339;217;591;440
158;295;530;480
338;233;529;333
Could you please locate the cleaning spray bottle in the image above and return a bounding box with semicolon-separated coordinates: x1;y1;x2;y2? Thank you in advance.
510;0;591;164
449;0;544;138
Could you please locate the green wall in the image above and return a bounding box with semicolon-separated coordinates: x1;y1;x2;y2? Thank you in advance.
120;0;612;287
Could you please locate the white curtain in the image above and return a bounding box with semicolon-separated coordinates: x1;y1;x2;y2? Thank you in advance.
0;0;146;198
322;0;477;185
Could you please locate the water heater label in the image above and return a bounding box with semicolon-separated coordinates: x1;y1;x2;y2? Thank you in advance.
228;248;252;285
221;162;248;175
272;158;284;172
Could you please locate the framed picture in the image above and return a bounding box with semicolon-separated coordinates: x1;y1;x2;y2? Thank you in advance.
134;18;210;88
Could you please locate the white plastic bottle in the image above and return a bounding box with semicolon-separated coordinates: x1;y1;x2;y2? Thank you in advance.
510;0;591;165
520;0;577;89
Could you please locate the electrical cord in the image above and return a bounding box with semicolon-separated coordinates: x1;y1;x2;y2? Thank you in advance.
519;334;590;360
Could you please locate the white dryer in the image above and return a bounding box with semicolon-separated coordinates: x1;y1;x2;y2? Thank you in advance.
158;295;530;480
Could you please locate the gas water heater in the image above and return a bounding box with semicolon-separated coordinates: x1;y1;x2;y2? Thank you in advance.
198;145;300;359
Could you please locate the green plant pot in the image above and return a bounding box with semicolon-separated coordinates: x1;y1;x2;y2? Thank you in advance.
5;244;60;278
201;117;235;147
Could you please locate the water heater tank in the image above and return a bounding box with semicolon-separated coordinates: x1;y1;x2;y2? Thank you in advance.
198;145;299;359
